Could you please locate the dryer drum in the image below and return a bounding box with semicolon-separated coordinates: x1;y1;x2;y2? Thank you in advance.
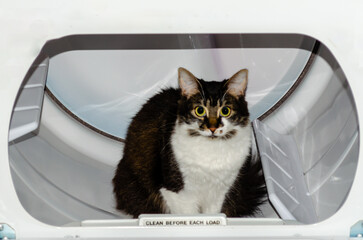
8;34;359;226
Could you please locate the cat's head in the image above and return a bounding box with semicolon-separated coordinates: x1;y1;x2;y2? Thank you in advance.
177;67;250;140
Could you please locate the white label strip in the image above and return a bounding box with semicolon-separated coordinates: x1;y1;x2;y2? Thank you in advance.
139;214;227;227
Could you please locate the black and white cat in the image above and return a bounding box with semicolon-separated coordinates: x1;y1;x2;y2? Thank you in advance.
113;68;266;218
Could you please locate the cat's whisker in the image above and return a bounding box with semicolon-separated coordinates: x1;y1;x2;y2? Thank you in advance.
195;78;206;101
221;91;228;102
160;139;172;153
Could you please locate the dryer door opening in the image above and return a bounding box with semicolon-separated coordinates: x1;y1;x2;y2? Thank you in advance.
7;34;359;226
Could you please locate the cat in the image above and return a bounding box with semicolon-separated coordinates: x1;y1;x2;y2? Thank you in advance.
112;67;266;218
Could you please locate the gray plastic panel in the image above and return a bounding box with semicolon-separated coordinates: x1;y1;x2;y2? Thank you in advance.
297;71;355;173
253;54;359;223
14;86;44;111
306;112;358;194
310;135;359;220
9;59;49;142
254;120;317;223
9;134;122;225
9;109;40;140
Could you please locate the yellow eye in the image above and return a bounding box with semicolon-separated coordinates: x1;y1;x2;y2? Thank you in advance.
195;106;206;117
220;106;231;117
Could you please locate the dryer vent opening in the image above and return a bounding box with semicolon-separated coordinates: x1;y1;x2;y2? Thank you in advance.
7;34;359;226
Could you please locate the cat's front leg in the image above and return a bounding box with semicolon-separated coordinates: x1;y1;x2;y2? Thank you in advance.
201;196;225;214
159;187;200;214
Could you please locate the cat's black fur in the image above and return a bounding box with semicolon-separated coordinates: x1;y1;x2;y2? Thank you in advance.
113;69;266;218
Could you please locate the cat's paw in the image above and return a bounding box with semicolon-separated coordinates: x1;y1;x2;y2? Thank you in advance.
159;187;200;214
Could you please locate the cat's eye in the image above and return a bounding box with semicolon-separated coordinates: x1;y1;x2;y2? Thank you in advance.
195;106;206;117
220;106;231;117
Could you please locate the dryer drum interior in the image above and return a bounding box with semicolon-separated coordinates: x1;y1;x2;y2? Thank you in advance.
8;34;359;226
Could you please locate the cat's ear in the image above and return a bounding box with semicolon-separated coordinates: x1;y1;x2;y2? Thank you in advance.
226;69;248;97
178;67;200;98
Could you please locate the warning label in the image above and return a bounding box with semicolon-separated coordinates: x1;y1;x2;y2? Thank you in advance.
139;215;227;227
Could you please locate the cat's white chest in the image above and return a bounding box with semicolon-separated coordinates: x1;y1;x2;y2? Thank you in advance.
160;122;252;214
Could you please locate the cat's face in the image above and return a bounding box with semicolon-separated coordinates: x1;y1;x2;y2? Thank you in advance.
177;68;250;140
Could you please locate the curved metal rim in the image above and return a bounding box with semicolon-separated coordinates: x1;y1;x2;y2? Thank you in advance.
258;41;320;121
45;87;125;142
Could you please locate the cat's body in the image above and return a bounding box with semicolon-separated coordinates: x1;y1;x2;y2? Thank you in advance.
160;118;252;214
113;68;266;218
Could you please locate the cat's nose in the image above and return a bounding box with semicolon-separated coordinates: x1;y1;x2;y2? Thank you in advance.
209;127;217;133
